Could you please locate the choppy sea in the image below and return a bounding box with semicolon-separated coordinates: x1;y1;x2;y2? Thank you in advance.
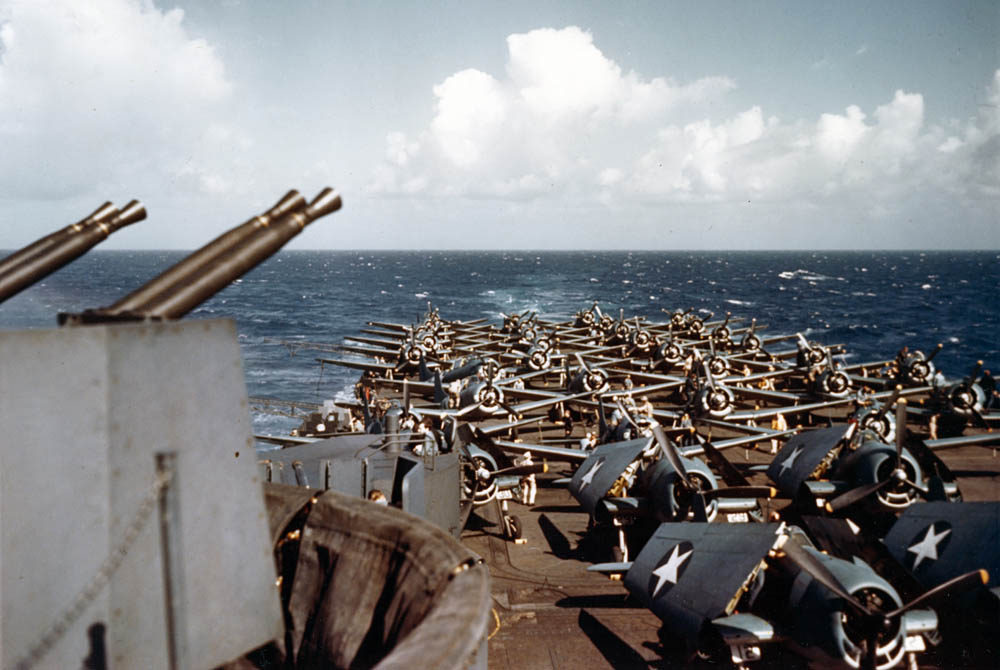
2;250;997;436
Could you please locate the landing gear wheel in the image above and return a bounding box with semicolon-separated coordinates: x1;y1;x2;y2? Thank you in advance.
505;514;523;540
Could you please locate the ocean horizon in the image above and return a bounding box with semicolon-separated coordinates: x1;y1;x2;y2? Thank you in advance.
2;249;996;436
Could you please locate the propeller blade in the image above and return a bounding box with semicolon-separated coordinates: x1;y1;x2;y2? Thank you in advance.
703;360;717;390
826;479;895;512
697;437;751;487
575;352;591;374
652;423;692;489
403;379;411;413
779;538;872;617
615;399;640;431
872;386;903;421
926;342;943;362
499;401;522;419
702;486;776;501
969;360;983;384
971;407;992;431
887;569;989;618
494;461;548;478
895;398;907;470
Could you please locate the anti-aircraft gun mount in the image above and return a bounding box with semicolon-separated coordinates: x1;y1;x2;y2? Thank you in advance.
1;188;490;670
58;188;340;325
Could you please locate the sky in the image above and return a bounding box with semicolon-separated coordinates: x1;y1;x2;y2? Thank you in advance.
0;0;997;250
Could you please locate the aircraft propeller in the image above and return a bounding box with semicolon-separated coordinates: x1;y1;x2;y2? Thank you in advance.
710;311;732;343
854;385;902;441
777;532;988;670
574;353;610;393
945;360;991;429
797;333;827;368
651;423;774;508
827;400;924;511
900;343;943;385
740;318;763;354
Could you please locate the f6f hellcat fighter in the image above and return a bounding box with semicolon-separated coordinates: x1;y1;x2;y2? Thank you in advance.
590;521;985;670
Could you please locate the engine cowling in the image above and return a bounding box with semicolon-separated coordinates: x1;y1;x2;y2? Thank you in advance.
900;353;934;386
527;347;550;371
854;407;896;444
695;385;735;419
848;441;923;510
947;381;986;417
741;332;762;354
462;445;499;506
787;546;914;670
658;341;684;365
640;457;719;522
816;369;853;398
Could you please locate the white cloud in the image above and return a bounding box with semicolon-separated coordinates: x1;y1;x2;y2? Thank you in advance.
370;26;734;198
0;0;239;199
372;27;999;226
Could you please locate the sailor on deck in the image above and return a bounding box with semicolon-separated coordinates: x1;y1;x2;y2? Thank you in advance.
516;451;537;505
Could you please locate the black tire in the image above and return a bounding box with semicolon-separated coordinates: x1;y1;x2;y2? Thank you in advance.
506;515;523;540
610;546;625;563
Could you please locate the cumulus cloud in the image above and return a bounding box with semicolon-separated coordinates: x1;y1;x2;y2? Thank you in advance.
0;0;242;199
371;26;735;199
373;26;999;225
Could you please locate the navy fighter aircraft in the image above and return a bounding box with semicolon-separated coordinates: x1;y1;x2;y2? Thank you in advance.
765;401;961;527
588;520;985;669
567;425;777;560
882;501;1000;643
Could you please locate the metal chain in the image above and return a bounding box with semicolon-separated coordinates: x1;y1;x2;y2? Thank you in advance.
13;467;174;670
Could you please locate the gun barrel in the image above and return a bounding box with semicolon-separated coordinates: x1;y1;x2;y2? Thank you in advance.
0;201;145;304
62;188;341;324
0;202;119;278
105;190;307;315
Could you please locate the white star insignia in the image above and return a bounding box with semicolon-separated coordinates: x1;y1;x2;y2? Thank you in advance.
907;523;951;569
579;459;604;488
779;445;804;475
651;544;693;597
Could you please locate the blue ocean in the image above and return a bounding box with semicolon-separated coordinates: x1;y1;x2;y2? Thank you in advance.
2;250;997;437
